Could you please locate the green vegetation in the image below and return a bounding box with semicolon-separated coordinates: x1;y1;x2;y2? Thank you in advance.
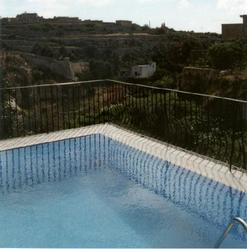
1;53;67;87
32;43;56;58
208;42;244;70
2;19;247;100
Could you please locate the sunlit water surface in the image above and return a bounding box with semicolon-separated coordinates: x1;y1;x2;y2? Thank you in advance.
0;167;246;248
0;135;246;247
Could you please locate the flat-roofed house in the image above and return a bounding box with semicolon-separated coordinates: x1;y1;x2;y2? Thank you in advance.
131;62;156;79
116;20;132;27
222;15;247;40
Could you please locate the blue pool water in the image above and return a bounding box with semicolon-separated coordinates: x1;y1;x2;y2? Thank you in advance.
0;134;246;247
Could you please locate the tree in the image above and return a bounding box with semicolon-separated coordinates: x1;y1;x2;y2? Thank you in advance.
208;42;243;70
59;46;70;58
32;43;55;58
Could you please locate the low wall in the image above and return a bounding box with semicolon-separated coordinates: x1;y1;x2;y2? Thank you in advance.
22;53;75;80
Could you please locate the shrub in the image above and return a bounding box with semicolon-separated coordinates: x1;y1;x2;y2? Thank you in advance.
208;42;244;70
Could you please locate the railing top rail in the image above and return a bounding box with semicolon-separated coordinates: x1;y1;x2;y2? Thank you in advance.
110;79;247;104
0;79;106;90
1;79;247;104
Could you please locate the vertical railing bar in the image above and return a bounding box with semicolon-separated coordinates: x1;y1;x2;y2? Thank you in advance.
51;86;55;132
38;87;42;133
163;90;167;138
61;86;65;130
44;86;49;133
197;97;202;153
93;85;96;125
229;102;237;171
123;85;128;126
184;94;188;148
83;85;86;126
78;84;82;127
220;99;228;164
117;83;121;125
21;89;25;137
174;92;178;145
68;86;71;129
33;88;38;134
7;90;13;138
88;85;91;125
72;85;76;128
102;84;105;123
223;99;229;163
105;81;109;122
205;97;210;155
56;85;60;131
97;83;100;124
27;88;32;135
195;97;199;151
14;89;19;137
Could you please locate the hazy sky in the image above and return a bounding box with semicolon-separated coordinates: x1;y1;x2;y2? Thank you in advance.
1;0;247;33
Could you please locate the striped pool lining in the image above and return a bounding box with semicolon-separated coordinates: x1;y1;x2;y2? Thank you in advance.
0;123;246;193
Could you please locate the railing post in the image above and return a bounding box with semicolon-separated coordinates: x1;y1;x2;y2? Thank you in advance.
229;131;236;172
229;102;238;172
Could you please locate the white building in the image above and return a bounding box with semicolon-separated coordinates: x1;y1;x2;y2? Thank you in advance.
131;62;156;79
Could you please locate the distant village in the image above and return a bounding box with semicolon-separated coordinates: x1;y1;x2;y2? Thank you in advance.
1;12;160;80
2;12;247;41
2;12;134;27
1;12;247;85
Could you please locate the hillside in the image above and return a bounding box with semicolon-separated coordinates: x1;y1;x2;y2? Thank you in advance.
1;16;221;80
4;13;247;100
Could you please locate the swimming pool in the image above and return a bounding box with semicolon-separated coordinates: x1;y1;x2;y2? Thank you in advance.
0;126;246;247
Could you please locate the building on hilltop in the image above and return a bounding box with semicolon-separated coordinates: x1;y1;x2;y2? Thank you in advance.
83;20;103;24
1;17;15;24
242;15;247;36
222;15;247;40
16;13;44;23
116;20;132;27
3;13;81;24
52;16;81;23
1;13;44;24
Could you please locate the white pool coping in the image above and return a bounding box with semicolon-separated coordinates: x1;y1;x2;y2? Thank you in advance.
0;123;246;193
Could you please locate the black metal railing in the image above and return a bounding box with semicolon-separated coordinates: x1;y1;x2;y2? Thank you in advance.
0;79;246;171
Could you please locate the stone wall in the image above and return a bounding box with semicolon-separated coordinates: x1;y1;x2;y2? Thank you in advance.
71;61;90;75
22;53;75;80
181;66;219;93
